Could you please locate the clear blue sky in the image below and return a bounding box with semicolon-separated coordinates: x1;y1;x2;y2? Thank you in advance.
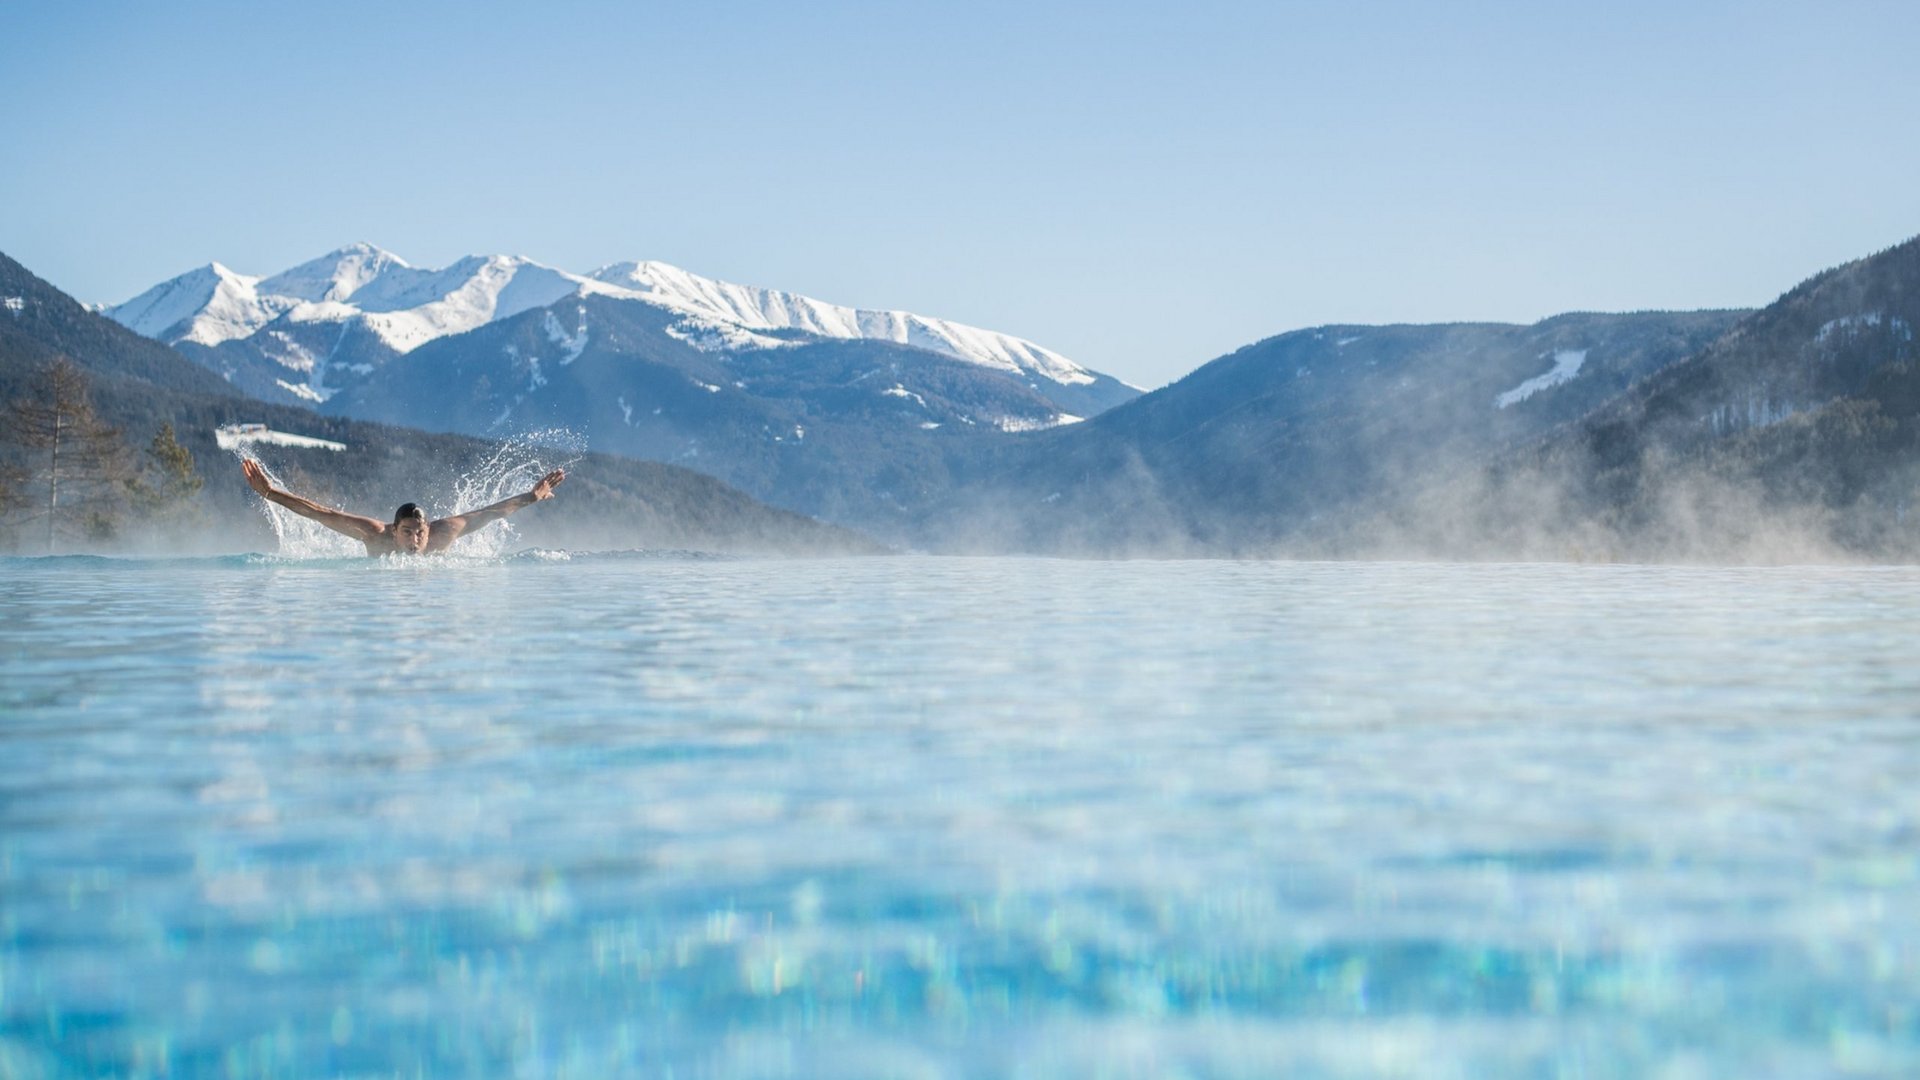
4;0;1918;387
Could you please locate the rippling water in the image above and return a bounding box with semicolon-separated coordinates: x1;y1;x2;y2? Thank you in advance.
4;554;1919;1078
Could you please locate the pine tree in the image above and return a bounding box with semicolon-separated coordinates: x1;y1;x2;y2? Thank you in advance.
1;358;139;553
134;421;204;520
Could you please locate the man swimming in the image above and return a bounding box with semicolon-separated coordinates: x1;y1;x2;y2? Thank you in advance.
241;458;567;555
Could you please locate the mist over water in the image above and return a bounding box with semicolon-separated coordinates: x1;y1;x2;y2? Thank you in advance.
4;556;1919;1077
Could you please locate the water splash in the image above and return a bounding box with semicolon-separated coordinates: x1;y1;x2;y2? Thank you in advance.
434;428;586;558
236;428;587;560
513;548;574;563
238;452;363;559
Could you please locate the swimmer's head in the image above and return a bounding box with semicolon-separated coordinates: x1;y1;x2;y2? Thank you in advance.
392;503;429;553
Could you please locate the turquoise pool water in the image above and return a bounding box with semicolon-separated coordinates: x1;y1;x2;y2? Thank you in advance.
3;554;1918;1077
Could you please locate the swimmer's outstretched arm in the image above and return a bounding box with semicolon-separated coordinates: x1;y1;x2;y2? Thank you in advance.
241;458;386;543
428;468;566;548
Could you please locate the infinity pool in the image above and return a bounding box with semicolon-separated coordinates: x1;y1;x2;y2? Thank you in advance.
3;555;1917;1077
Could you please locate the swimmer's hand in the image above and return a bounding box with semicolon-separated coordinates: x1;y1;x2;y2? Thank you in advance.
241;458;274;496
531;468;566;501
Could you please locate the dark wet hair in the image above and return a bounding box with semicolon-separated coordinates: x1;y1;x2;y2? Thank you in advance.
393;503;427;526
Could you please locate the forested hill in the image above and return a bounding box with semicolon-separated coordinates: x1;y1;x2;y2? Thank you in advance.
0;253;881;556
1465;233;1920;560
915;231;1920;561
914;310;1747;554
0;252;235;398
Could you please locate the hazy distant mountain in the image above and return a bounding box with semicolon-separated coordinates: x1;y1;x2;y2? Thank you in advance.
105;244;1138;419
1477;233;1920;559
918;310;1750;553
1544;236;1920;465
1081;231;1920;562
1;251;879;556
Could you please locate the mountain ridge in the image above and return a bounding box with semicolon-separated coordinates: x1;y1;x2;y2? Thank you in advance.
908;308;1752;553
69;228;1920;559
105;245;1138;417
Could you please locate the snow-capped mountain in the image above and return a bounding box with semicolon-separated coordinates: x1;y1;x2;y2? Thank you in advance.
105;244;1136;417
107;244;613;353
107;261;292;347
587;260;1099;391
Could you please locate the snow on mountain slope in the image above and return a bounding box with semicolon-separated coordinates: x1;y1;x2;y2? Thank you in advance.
1495;349;1589;408
109;245;597;356
349;255;588;352
106;262;294;346
590;260;1105;387
107;245;1117;391
257;242;410;303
